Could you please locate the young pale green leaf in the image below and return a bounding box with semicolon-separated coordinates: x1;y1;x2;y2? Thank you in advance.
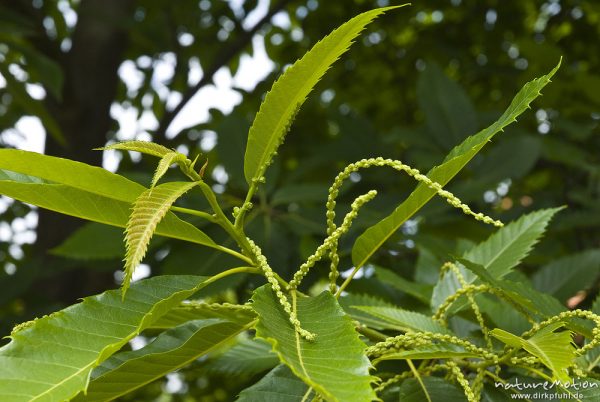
252;286;376;402
237;364;314;402
204;338;278;377
399;377;468;402
352;61;561;271
76;318;252;401
352;306;452;334
150;302;257;329
0;275;211;402
431;208;562;309
490;322;575;382
124;181;199;293
0;180;218;256
97;140;174;158
243;5;405;186
151;151;187;188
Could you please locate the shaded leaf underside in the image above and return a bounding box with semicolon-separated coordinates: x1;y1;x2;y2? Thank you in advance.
77;318;252;401
0;275;210;402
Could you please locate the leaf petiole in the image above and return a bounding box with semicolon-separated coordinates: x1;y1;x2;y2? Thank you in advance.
203;266;262;286
170;206;217;222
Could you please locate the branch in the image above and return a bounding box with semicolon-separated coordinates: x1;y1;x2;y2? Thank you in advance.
154;0;293;142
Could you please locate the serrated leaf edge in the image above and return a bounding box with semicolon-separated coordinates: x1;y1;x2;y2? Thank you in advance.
123;181;199;294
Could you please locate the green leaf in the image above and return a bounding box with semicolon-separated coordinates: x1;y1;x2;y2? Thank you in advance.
77;318;252;401
50;222;126;260
243;5;405;185
463;208;562;278
252;286;376;402
237;364;314;402
374;343;480;362
0;149;144;201
417;62;478;150
490;322;575;382
431;208;562;309
531;249;600;301
124;181;199;293
375;266;433;304
0;180;217;254
352;61;561;271
458;258;565;319
575;379;600;400
352;306;451;334
150;302;257;329
338;293;397;331
476;295;531;335
205;338;278;377
151;151;187;188
0;275;212;402
480;383;516;402
97;140;174;158
399;377;468;402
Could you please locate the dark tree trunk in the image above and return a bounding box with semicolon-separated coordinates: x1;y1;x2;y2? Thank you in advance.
32;0;134;303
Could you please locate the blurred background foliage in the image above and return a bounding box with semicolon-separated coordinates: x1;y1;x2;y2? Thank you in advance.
0;0;599;400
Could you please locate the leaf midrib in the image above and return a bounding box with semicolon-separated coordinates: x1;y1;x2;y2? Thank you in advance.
30;360;94;402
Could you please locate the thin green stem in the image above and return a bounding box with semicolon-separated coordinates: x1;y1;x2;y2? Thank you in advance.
587;352;600;372
213;244;254;265
202;266;261;286
183;164;258;263
301;387;313;402
235;182;257;228
271;270;290;289
161;173;253;265
355;325;388;341
483;370;506;385
335;267;360;297
170;205;217;222
514;365;553;382
408;359;432;402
